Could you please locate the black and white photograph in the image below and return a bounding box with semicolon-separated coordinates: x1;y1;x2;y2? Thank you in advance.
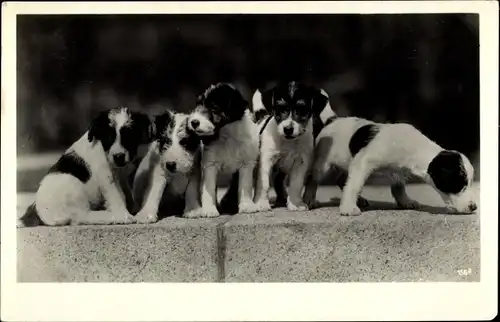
1;1;498;321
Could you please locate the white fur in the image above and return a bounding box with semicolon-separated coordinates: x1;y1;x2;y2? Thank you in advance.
192;109;260;217
34;133;136;226
318;89;337;124
133;113;201;223
305;117;477;215
254;115;314;212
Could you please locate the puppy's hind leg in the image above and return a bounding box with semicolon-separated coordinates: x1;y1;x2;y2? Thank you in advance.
339;153;374;216
335;170;370;208
391;180;420;209
287;158;309;211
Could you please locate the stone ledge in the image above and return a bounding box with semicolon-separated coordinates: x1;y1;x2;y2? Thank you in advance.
17;207;480;283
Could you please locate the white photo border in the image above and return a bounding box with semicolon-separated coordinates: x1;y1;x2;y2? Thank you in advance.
1;1;498;321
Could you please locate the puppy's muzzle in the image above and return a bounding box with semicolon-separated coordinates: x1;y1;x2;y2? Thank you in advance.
468;201;477;212
283;125;294;138
166;161;177;173
188;114;215;136
113;153;127;167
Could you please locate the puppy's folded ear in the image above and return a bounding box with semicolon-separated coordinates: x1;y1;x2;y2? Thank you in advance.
311;88;330;116
231;88;249;110
131;112;155;144
154;110;173;138
87;110;110;142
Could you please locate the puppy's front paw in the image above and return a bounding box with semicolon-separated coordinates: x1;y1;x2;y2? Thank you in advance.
183;208;206;219
357;197;370;208
238;201;260;214
135;210;158;224
199;206;220;218
287;197;309;211
340;203;361;216
255;199;272;212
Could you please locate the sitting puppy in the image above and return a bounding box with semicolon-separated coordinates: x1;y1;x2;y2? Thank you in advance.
186;83;260;218
252;86;370;209
303;116;478;215
133;110;202;223
251;81;325;212
19;107;154;226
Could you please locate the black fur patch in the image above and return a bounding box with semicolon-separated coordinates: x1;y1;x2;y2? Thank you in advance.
348;124;379;156
427;150;468;194
48;151;91;183
254;109;269;124
156;112;176;153
19;203;45;227
261;82;316;127
88;110;116;151
88;108;153;157
196;83;248;129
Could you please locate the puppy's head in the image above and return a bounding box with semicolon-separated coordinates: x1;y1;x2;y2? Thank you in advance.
155;111;201;174
427;150;477;214
88;107;154;168
187;83;248;136
261;82;324;140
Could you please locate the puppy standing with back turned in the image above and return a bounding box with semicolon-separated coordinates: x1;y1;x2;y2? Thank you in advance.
185;83;260;218
19;107;154;226
133;110;203;223
303;116;478;215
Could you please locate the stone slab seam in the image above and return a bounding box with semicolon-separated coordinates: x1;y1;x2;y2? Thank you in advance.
216;222;227;282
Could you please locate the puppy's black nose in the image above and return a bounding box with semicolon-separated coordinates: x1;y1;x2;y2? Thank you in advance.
113;153;126;166
166;161;177;173
468;202;477;212
190;119;200;129
283;125;294;136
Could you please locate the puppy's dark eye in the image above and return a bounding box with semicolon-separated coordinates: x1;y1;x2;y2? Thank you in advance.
179;137;199;151
276;99;287;106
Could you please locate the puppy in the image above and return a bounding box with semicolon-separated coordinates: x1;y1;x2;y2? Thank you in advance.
251;86;370;208
19;107;154;226
185;83;260;218
133;110;202;223
303;116;478;215
251;81;325;212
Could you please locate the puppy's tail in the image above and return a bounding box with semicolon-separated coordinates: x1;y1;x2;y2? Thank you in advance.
251;89;269;124
219;172;240;215
18;203;45;227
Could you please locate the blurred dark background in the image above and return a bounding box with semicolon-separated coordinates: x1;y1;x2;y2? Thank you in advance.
17;14;479;163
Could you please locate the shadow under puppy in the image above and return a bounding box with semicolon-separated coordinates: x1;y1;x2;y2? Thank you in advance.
19;107;154;226
303;116;478;215
241;81;323;212
133;110;203;223
185;83;260;218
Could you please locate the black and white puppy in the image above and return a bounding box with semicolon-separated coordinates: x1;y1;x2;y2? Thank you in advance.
251;86;370;209
185;83;260;218
19;107;154;226
303;117;478;215
133;110;202;223
251;81;324;212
